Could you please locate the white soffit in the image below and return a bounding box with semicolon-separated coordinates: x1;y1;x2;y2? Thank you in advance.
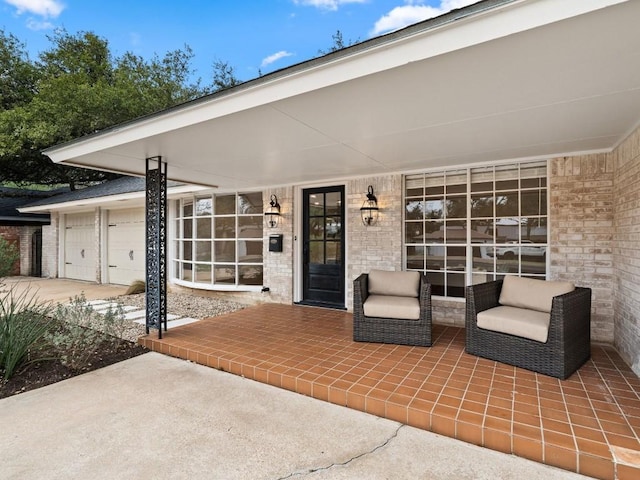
45;0;640;189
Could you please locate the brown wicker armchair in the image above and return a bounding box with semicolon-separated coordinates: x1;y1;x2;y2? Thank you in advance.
353;270;432;347
465;278;592;379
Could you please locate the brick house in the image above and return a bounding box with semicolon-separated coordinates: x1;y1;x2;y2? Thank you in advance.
40;1;640;374
0;187;57;276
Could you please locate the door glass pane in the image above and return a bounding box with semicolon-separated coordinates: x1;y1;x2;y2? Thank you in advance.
326;192;341;215
309;241;324;264
326;241;341;264
309;218;324;240
308;194;324;216
326;218;341;239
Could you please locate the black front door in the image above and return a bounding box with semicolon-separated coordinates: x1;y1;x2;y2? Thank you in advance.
302;186;345;308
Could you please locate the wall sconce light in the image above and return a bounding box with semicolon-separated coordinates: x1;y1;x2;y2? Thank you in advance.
360;185;379;226
264;194;281;228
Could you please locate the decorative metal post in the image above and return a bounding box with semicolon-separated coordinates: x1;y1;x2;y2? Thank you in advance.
146;156;167;338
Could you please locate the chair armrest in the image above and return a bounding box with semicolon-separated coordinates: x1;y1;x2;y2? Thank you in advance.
466;280;502;317
419;273;432;320
353;274;369;315
549;287;592;340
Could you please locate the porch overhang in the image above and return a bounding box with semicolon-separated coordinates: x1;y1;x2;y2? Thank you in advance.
44;0;640;189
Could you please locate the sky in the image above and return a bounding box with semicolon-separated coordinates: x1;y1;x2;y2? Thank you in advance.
1;0;477;83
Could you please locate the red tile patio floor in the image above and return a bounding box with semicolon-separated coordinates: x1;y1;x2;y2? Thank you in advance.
139;303;640;480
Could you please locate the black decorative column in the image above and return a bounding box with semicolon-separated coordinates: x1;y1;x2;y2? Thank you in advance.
145;156;167;338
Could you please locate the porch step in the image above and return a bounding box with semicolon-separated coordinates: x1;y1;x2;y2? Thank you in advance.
124;309;147;320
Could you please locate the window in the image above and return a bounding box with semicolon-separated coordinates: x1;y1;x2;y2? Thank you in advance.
174;192;264;287
404;162;548;298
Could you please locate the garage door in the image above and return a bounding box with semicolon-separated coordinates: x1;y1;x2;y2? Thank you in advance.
64;213;96;282
107;208;146;286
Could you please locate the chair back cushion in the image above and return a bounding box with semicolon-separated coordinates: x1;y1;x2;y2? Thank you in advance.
368;270;421;298
499;276;574;313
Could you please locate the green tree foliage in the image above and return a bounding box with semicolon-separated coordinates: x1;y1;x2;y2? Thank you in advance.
0;29;235;189
318;30;359;55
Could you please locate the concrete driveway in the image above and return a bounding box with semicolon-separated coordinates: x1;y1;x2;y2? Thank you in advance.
1;276;127;304
0;353;589;480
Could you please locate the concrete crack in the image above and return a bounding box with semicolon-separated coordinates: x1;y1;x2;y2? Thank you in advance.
275;424;404;479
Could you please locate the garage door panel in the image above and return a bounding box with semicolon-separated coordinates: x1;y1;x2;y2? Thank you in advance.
64;213;95;282
108;209;145;285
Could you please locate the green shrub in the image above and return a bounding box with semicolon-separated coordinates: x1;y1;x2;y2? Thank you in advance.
47;295;129;370
0;236;19;278
0;286;53;381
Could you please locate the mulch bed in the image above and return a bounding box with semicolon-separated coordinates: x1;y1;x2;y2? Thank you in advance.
0;340;148;399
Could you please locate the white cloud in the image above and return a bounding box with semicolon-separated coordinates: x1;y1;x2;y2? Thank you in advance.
4;0;65;18
293;0;367;12
25;17;54;30
261;50;294;68
371;0;477;36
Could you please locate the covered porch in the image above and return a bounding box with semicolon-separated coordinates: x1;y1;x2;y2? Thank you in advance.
140;303;640;480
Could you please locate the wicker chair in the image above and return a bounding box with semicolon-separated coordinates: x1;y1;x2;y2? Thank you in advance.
465;279;592;379
353;270;432;347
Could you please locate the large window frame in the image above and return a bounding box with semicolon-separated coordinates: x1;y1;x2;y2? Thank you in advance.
404;161;548;298
173;192;264;290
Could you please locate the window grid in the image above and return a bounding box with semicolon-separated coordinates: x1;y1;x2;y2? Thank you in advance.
173;192;264;288
405;161;548;298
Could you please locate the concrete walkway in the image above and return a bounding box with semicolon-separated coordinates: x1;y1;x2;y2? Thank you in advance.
0;353;589;480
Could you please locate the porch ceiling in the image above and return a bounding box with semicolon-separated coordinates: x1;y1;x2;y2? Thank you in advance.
45;0;640;191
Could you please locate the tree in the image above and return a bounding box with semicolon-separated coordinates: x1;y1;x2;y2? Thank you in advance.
211;58;241;92
0;30;39;111
318;30;359;55
0;30;209;189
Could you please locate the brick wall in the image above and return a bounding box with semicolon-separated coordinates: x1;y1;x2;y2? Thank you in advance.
41;212;59;278
263;186;294;304
613;126;640;374
346;175;403;310
549;154;615;343
0;225;20;276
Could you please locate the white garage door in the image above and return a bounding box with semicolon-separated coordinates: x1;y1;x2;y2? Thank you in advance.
64;213;96;282
107;208;146;286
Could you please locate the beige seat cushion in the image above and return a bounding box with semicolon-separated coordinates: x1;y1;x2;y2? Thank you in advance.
499;276;574;313
368;270;420;298
363;295;421;320
477;305;550;343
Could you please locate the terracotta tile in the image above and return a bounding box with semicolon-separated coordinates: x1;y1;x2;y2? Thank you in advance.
346;392;366;411
617;464;640;480
544;445;577;472
365;397;386;417
456;422;483;446
513;436;543;463
484;428;512;454
432;414;456;437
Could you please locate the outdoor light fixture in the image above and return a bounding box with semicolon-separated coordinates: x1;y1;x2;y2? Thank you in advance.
264;194;281;228
360;185;379;226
